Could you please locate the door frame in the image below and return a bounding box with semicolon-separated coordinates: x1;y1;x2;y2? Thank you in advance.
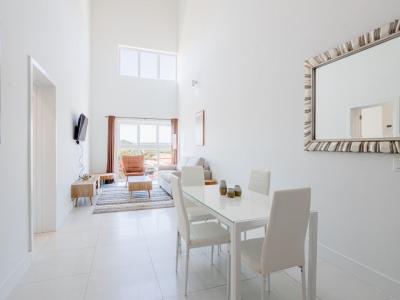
28;57;57;252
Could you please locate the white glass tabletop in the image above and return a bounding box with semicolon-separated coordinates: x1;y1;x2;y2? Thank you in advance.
182;185;270;224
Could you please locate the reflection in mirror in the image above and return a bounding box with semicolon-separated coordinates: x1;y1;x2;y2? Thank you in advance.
350;100;400;139
315;35;400;140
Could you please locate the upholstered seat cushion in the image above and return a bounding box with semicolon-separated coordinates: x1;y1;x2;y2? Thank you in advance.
125;171;145;176
241;238;264;274
189;222;230;248
159;170;180;183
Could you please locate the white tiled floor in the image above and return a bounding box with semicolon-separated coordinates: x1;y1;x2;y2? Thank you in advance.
8;196;396;300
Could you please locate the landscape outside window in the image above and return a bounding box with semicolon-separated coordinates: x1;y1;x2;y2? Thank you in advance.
117;121;172;180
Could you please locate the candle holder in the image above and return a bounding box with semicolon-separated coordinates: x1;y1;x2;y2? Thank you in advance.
219;180;227;196
234;185;242;197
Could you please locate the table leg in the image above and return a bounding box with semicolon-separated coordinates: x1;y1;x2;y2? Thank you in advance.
230;222;241;300
148;190;151;198
308;211;318;300
89;196;93;206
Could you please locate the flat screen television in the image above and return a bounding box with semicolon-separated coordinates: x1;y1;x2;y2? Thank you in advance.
74;114;88;144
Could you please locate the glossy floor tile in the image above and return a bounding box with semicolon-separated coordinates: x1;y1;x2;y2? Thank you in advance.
7;188;396;300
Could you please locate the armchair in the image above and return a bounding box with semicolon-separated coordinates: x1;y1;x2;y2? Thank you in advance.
121;155;145;185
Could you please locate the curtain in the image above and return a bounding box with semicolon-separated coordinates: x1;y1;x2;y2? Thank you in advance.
106;116;116;174
171;118;178;165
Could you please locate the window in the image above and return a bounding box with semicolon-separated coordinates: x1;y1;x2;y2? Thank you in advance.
120;124;138;144
140;52;158;79
139;125;157;143
159;54;177;80
119;46;177;81
159;125;172;144
119;48;139;77
116;120;173;179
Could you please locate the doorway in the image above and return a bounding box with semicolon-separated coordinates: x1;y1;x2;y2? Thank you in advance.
29;57;56;251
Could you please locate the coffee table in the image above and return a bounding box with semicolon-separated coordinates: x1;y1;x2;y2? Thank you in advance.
128;176;153;199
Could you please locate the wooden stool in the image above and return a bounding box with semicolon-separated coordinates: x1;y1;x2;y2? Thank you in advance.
93;173;115;186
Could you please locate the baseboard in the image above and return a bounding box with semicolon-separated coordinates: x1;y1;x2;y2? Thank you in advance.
0;253;32;300
318;242;400;299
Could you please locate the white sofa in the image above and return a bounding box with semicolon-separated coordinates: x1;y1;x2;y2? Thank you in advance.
158;157;212;195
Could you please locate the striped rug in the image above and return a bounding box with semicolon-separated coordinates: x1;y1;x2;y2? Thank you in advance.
93;185;173;214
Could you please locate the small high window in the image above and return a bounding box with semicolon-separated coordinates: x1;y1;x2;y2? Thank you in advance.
119;46;177;81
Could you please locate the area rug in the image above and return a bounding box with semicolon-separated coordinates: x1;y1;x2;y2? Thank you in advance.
93;185;174;214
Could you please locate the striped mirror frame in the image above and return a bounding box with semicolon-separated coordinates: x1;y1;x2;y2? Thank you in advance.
304;18;400;153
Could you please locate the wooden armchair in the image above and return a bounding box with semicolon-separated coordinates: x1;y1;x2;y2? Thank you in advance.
121;155;145;185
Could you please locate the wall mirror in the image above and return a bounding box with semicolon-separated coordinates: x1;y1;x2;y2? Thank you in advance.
304;19;400;153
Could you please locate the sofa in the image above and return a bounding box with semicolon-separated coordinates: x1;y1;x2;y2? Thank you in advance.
158;157;212;195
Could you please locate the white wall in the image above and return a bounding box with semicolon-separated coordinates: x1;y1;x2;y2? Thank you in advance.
178;0;400;297
90;0;178;173
0;0;90;296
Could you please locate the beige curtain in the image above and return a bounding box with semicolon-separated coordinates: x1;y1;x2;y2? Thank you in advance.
171;118;178;165
106;116;116;173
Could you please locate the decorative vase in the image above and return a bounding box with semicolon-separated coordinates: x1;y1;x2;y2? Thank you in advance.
234;185;242;197
219;180;227;196
227;188;235;198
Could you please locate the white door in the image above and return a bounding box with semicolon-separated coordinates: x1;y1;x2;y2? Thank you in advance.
31;65;57;234
361;106;383;138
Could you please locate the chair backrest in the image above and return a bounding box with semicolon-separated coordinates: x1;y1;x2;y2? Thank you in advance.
181;166;204;187
261;188;311;275
171;175;190;242
121;155;144;172
248;170;271;195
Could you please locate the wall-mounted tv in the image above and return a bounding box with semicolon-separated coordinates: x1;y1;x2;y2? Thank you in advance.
74;113;88;144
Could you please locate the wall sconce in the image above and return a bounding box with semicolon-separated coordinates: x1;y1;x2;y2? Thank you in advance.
191;80;198;88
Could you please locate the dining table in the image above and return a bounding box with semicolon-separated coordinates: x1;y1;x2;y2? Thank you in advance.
183;184;318;300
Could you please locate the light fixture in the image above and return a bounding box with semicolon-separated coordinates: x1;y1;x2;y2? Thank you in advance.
191;80;198;88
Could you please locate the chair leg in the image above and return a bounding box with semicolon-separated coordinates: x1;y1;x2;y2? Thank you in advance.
218;221;222;255
267;274;270;292
227;249;231;300
244;231;247;240
261;275;266;300
175;231;180;272
185;247;190;296
211;245;214;265
301;266;307;300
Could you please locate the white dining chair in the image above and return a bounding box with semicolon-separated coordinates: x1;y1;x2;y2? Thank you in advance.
243;170;271;240
248;169;271;195
181;166;215;222
171;175;231;296
240;187;311;300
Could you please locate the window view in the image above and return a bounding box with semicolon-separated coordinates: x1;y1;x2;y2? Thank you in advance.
159;54;177;80
140;52;158;79
119;46;177;81
119;48;139;77
116;120;172;180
